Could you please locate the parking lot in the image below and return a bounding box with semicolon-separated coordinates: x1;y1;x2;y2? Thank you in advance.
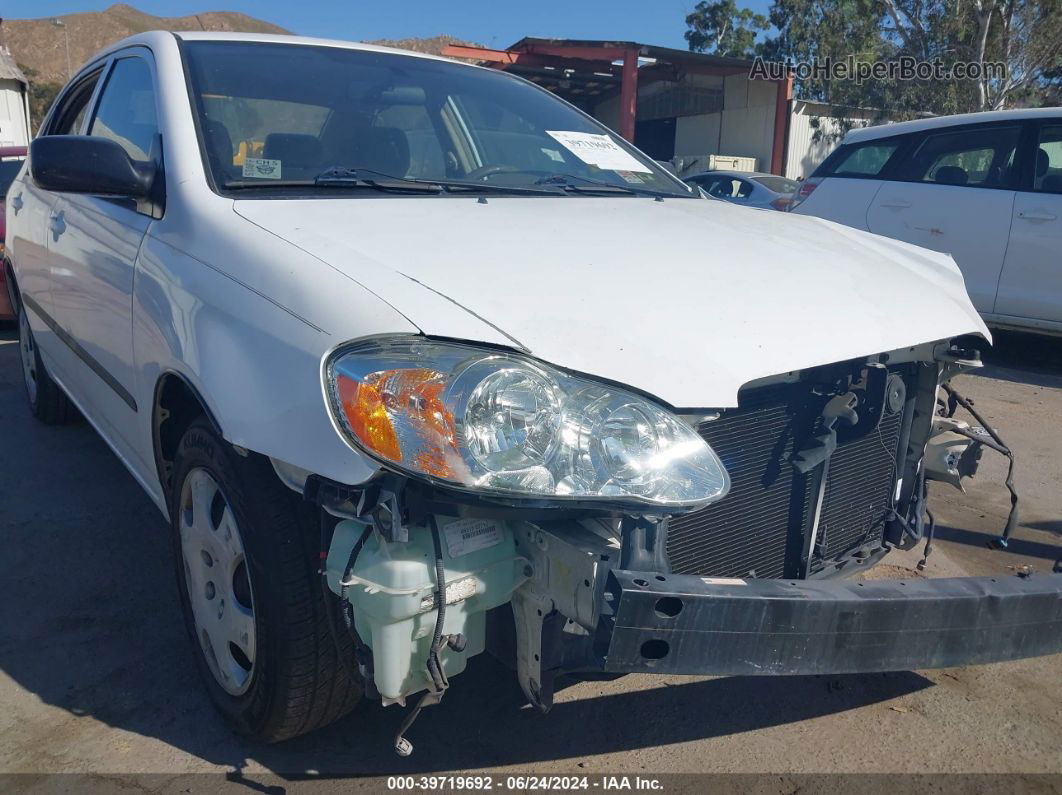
1;324;1060;786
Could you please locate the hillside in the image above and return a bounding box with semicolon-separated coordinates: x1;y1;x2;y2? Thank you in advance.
3;4;289;86
3;4;480;125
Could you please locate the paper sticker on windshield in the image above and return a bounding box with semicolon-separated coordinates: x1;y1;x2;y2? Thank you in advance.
615;170;646;184
546;131;652;173
243;157;282;179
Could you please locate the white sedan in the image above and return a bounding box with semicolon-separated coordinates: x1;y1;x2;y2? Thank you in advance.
6;31;1061;754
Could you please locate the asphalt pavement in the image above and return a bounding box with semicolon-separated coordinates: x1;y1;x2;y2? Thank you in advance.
0;324;1060;790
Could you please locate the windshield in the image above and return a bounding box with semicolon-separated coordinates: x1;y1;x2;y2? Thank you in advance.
182;41;694;198
0;159;24;197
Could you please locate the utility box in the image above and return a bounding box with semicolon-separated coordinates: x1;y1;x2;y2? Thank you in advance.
707;154;757;172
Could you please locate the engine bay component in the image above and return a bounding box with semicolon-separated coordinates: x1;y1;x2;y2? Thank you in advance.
924;416;986;490
324;516;525;703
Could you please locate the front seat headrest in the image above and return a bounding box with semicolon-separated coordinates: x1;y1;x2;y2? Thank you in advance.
1037;148;1050;178
934;165;968;186
352;126;411;177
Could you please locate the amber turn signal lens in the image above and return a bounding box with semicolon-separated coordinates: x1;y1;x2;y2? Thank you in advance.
335;369;458;477
336;373;402;463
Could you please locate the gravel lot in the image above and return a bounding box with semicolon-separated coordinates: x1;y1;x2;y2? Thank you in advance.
1;324;1060;789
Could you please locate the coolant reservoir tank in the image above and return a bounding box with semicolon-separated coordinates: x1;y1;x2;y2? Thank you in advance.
325;517;521;702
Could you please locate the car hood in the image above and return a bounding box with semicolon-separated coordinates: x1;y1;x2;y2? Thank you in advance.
235;196;988;408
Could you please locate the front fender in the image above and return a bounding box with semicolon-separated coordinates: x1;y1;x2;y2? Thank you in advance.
132;230;417;509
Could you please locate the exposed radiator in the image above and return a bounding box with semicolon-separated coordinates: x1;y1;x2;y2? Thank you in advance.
666;366;911;579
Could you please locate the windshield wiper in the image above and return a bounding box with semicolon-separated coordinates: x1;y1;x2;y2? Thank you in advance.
533;173;687;199
222;167;443;193
318;167;562;196
225;167;568;196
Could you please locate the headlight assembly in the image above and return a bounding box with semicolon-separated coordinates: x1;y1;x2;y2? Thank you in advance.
324;337;729;508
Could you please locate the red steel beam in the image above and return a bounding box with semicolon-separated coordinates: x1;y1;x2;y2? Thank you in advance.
770;73;793;175
441;44;526;63
618;48;639;142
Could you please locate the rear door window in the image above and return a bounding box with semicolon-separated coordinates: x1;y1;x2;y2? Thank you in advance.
1033;125;1062;194
900;125;1020;189
47;68;103;136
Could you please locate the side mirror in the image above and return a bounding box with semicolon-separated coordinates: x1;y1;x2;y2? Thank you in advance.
30;135;155;198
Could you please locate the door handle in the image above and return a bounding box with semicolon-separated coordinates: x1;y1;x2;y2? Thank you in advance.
1018;210;1057;221
11;192;23;214
879;199;912;209
49;212;66;239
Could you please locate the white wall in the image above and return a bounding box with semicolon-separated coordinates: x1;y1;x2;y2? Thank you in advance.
673;76;777;170
0;80;30;147
674;113;721;156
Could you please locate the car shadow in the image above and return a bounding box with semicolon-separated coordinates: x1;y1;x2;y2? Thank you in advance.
931;523;1062;563
0;340;934;777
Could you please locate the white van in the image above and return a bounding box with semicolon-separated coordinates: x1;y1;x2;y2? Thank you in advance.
792;109;1062;336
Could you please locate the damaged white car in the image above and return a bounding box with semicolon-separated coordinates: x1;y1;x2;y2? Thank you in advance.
6;32;1061;755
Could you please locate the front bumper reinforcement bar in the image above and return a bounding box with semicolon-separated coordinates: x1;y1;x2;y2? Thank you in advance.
602;569;1062;675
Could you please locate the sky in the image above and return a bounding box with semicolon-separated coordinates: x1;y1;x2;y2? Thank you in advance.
2;0;775;50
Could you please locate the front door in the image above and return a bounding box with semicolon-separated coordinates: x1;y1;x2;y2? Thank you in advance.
866;123;1021;314
995;122;1062;324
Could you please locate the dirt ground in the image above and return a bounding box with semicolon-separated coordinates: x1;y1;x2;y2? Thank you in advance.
1;324;1060;790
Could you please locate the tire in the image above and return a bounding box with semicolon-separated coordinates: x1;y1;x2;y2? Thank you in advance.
171;419;362;742
18;299;74;425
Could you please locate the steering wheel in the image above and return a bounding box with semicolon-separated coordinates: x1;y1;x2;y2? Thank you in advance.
463;165;554;181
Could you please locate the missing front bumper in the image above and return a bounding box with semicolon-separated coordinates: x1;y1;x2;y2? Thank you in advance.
601;568;1062;675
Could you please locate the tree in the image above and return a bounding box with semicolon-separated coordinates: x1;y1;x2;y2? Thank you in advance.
688;0;1062;128
685;0;770;58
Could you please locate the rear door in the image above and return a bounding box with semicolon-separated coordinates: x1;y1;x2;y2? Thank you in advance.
47;50;159;454
994;121;1062;324
866;123;1021;313
9;68;103;341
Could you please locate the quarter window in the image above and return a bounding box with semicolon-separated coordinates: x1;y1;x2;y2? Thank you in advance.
902;126;1020;189
1033;126;1062;194
89;57;159;162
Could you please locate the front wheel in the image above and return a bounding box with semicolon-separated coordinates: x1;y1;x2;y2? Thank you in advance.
171;419;362;741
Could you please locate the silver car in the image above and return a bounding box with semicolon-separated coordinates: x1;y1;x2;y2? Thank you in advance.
685;170;799;211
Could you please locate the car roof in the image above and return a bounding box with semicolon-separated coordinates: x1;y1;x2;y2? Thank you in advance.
844;107;1062;145
88;30;469;70
686;170;783;180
